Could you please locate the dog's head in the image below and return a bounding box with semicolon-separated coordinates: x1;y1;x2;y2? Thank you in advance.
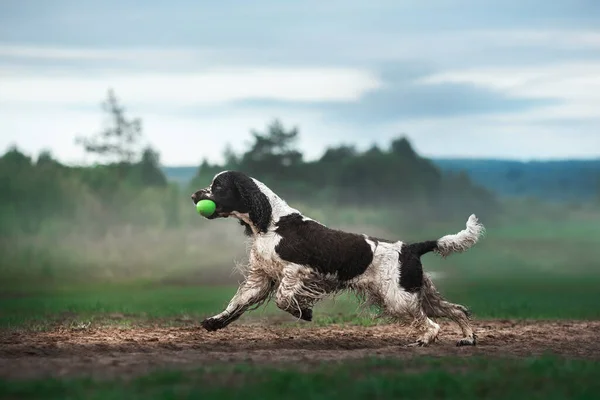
191;171;273;233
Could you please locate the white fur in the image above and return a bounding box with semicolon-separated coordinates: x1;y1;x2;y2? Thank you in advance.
436;214;485;258
250;178;299;223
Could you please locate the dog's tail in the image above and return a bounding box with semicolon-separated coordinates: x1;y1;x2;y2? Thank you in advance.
408;214;485;258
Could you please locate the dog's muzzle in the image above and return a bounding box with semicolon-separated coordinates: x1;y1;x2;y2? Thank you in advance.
191;189;224;219
191;188;211;205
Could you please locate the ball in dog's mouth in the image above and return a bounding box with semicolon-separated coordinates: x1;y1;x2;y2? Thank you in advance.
195;199;216;217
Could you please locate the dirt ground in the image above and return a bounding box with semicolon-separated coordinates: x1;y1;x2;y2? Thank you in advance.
1;319;599;380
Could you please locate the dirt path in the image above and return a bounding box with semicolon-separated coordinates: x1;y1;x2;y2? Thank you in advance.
1;320;599;380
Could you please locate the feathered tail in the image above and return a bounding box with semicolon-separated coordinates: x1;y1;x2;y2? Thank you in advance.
408;214;485;258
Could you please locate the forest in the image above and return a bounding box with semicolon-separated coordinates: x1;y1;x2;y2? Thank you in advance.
1;90;501;238
2;90;599;289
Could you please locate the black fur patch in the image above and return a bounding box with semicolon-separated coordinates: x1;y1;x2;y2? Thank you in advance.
397;241;437;293
407;240;439;257
231;173;272;234
274;214;374;281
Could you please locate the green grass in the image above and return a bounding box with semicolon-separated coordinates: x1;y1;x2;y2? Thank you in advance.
2;271;600;330
438;276;600;319
1;204;600;399
0;284;229;329
2;205;599;329
1;355;598;399
0;283;365;329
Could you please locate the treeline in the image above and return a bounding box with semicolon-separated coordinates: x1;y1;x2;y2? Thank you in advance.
190;120;498;220
1;90;498;237
0;145;181;236
0;90;179;236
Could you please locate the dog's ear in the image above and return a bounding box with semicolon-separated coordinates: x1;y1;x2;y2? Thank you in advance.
233;175;272;233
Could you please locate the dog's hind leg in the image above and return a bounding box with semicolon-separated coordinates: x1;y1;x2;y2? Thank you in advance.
372;282;440;346
421;274;477;346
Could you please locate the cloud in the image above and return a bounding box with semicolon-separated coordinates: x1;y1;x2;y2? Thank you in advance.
1;0;600;163
2;55;599;163
231;63;558;124
417;62;600;120
371;60;600;160
0;63;382;165
2;29;600;69
0;67;381;108
0;45;201;61
2;0;598;49
381;117;600;160
472;30;600;50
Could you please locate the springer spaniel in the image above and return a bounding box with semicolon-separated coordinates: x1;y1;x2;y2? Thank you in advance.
191;170;485;346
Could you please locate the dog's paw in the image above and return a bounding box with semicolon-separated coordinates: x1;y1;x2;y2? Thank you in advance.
300;308;313;322
456;333;477;347
201;317;226;332
285;307;313;322
407;339;428;347
458;305;472;319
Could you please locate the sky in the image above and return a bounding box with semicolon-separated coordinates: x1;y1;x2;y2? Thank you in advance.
1;0;600;166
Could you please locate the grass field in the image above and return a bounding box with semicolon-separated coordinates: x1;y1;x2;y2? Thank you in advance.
2;272;600;330
2;356;599;400
1;203;600;399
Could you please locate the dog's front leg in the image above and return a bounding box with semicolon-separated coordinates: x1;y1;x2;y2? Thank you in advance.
201;271;273;332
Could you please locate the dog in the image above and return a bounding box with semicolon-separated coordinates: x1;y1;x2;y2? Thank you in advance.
191;170;485;346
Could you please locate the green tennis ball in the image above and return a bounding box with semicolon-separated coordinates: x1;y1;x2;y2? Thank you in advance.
196;199;216;217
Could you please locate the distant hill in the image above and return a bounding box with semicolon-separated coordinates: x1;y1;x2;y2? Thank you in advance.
163;158;600;203
162;166;197;186
432;158;600;202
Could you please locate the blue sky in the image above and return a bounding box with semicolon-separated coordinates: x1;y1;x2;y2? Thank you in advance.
1;0;599;165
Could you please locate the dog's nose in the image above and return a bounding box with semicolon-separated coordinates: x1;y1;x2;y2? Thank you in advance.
191;193;197;202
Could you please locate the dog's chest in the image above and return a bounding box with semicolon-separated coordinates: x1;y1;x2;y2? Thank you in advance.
249;233;286;279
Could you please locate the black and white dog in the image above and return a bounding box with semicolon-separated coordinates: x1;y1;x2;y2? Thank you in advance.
191;171;485;346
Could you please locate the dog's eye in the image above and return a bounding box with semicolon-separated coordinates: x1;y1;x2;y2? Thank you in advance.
213;184;222;191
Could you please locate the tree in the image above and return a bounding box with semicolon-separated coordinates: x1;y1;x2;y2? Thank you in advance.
137;146;167;187
390;136;418;160
189;158;221;190
596;174;600;205
320;145;357;163
1;145;32;171
75;89;143;164
36;150;54;165
222;143;240;168
240;119;303;173
36;149;60;170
